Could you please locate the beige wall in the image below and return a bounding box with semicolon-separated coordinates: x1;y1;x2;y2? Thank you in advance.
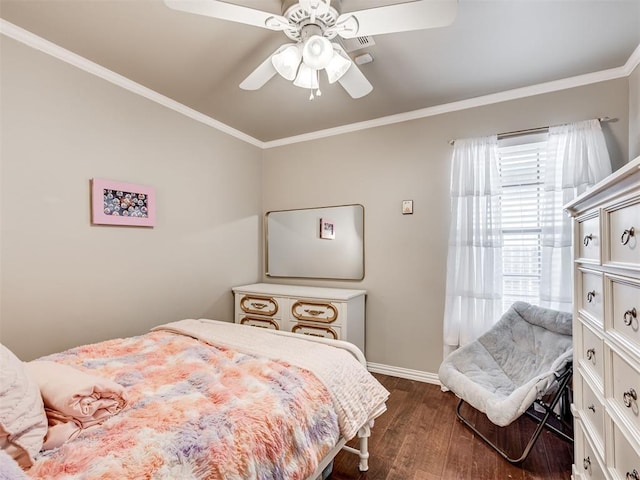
630;64;640;160
262;79;630;374
1;31;635;376
0;37;263;360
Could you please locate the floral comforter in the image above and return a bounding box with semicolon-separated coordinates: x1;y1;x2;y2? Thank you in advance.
27;330;340;480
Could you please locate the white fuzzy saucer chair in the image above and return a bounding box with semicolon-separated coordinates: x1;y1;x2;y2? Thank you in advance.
438;301;574;463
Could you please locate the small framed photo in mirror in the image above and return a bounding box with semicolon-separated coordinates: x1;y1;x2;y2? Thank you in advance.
320;218;335;240
402;200;413;215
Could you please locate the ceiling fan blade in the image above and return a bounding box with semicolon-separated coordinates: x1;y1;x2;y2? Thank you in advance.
335;49;373;98
164;0;291;31
335;0;458;38
239;56;277;91
239;44;294;90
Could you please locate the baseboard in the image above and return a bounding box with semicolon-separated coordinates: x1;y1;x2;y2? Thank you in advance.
367;362;440;385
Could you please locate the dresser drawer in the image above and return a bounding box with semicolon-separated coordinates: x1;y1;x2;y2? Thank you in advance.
578;214;601;263
291;300;341;325
579;376;605;454
579;321;605;390
238;315;280;330
576;422;607;480
290;322;340;340
608;275;640;351
579;269;604;325
238;294;282;317
610;349;640;434
233;283;366;353
606;199;640;270
611;422;640;480
567;157;640;479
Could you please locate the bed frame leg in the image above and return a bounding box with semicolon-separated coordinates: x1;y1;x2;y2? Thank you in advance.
357;424;371;471
342;421;373;471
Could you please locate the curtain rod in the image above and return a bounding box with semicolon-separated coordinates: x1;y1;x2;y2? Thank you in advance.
448;117;613;146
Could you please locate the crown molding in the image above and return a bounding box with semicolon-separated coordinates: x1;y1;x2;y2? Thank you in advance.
264;58;635;148
624;42;640;76
0;19;264;148
2;20;638;151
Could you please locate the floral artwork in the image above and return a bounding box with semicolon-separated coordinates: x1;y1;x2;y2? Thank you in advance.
91;178;156;227
103;189;149;218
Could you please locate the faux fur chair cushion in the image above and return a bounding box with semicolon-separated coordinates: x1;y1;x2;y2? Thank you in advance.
438;302;572;427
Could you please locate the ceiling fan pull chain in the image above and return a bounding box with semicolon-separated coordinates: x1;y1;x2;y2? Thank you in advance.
307;69;320;100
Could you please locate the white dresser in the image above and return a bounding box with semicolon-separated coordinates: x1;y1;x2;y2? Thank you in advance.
565;156;640;480
232;283;366;353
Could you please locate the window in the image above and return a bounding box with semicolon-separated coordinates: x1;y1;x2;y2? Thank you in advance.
497;135;548;312
444;122;610;353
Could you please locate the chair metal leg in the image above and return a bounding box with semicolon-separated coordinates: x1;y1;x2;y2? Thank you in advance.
455;366;573;464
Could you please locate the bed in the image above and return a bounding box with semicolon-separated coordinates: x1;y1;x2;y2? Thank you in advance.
1;318;389;479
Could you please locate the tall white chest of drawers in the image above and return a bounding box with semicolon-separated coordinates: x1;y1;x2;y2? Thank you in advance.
232;283;366;353
565;156;640;480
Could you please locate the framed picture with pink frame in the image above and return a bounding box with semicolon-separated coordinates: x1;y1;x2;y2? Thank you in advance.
90;178;156;227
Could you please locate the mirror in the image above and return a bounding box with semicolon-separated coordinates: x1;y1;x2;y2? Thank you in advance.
265;204;364;280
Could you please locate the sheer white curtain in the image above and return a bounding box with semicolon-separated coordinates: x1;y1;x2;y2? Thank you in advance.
540;119;612;312
443;135;503;358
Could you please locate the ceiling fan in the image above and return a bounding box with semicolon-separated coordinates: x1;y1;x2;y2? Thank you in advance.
164;0;458;100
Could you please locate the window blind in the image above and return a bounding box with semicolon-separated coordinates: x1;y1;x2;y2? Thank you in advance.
498;139;548;312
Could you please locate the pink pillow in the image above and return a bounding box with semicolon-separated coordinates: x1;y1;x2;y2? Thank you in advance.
0;344;48;469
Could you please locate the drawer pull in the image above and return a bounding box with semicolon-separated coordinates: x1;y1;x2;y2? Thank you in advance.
586;290;596;303
586;348;595;361
583;234;593;246
587;404;596;413
627;470;640;480
621;226;635;246
624;307;637;327
292;301;338;323
240;295;278;316
583;456;591;470
623;388;637;408
303;332;324;338
240;317;279;330
291;324;338;339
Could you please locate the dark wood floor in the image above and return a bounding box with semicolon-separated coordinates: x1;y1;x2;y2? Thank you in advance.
330;374;573;480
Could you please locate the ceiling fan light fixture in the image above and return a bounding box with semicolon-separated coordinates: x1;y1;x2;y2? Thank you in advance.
302;34;333;70
293;63;319;90
271;45;302;81
325;49;352;84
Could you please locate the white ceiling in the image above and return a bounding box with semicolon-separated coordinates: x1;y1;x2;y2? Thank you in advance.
1;0;639;143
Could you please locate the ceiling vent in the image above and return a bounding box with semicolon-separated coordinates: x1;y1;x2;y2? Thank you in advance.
340;35;376;53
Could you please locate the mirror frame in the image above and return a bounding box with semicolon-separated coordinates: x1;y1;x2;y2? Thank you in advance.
264;204;365;280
